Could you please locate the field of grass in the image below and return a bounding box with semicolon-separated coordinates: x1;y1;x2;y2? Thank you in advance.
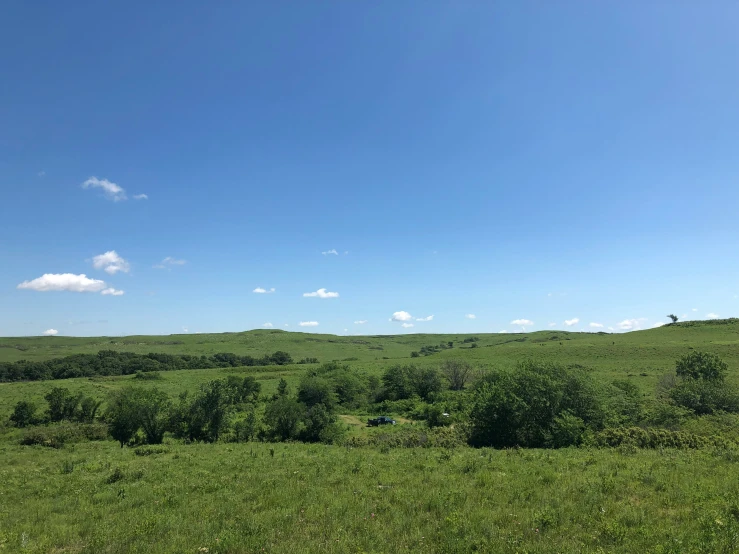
2;320;739;553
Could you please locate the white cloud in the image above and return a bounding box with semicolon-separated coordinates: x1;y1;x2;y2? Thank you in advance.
253;287;276;294
692;308;698;312
390;311;413;322
511;319;533;326
182;327;189;333
652;322;665;328
322;249;338;256
589;322;604;328
263;322;273;328
548;322;557;328
706;313;719;319
92;250;130;275
401;323;414;328
43;329;58;336
416;315;434;322
153;257;186;269
283;324;289;327
617;318;646;331
354;320;367;324
465;314;476;319
608;326;615;331
564;318;579;327
18;273;107;293
499;330;508;333
81;176;127;202
299;321;319;327
100;287;124;296
133;193;148;200
303;288;339;298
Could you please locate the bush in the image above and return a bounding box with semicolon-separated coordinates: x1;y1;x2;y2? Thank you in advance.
669;379;739;415
676;351;728;381
585;427;735;450
20;423;108;448
344;427;466;449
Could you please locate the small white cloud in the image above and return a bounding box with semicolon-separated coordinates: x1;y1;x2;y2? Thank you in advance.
499;330;508;333
401;323;414;328
283;324;289;327
416;315;434;322
608;326;615;331
18;273;107;293
548;322;557;328
133;193;148;200
390;311;413;322
564;318;579;327
652;322;665;328
100;287;124;296
706;313;719;319
465;314;476;319
511;319;533;326
153;257;186;269
322;249;338;256
253;287;276;294
354;320;367;324
343;328;348;333
589;322;604;328
299;321;319;327
43;328;58;336
692;308;698;312
344;251;349;255
263;322;273;328
92;250;130;275
617;318;646;331
82;176;127;202
303;288;339;298
182;327;189;333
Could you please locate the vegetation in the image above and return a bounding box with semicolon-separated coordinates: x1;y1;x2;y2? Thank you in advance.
2;321;739;552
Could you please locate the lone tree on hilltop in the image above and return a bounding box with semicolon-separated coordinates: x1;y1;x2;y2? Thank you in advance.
667;314;678;324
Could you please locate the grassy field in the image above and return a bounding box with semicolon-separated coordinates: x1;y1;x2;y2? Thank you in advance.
2;320;739;553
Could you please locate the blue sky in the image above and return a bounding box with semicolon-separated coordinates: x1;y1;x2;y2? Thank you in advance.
2;2;738;337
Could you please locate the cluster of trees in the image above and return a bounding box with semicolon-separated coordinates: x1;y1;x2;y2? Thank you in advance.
0;350;296;382
8;349;737;451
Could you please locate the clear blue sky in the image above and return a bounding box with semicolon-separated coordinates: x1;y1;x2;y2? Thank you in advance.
2;2;738;337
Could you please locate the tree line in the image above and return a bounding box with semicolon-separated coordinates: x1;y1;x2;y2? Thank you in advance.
0;349;296;382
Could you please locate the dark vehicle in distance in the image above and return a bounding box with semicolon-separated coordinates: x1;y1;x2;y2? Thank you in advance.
367;416;396;426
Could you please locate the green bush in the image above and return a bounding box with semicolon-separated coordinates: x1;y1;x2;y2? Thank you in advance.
344;426;466;449
20;423;108;448
10;401;37;427
585;427;735;450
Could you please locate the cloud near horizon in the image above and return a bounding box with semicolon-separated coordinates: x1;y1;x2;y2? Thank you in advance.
263;322;273;328
303;288;339;298
618;318;647;330
299;321;319;327
416;315;434;322
564;318;580;327
390;311;413;322
92;250;130;275
43;329;58;336
511;318;533;326
589;322;604;328
401;323;414;328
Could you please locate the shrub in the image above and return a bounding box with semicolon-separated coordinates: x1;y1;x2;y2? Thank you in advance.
585;427;735;450
10;401;37;427
676;351;728;381
263;396;303;441
20;423;108;448
441;359;473;391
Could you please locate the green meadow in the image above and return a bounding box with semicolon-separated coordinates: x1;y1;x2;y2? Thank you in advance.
2;320;739;553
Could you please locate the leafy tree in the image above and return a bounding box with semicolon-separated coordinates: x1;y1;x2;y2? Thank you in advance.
77;396;102;423
413;367;443;400
468;361;606;448
297;376;337;410
667;314;679;323
235;409;259;442
10;401;37;427
441;359;473;391
136;388;171;444
669;379;739;415
106;388;141;447
300;403;336;442
191;380;232;442
264;396;303;441
45;387;81;422
675;351;728;382
269;351;293;365
276;378;289;397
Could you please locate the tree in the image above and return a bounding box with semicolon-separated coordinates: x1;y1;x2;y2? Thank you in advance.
77;396;102;423
264;396;303;441
191;380;232;442
300;403;336;442
106;388;141;447
441;359;473;391
10;401;37;427
675;351;728;381
297;376;337;410
276;378;289;397
45;387;81;422
667;314;679;323
136;388;171;444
